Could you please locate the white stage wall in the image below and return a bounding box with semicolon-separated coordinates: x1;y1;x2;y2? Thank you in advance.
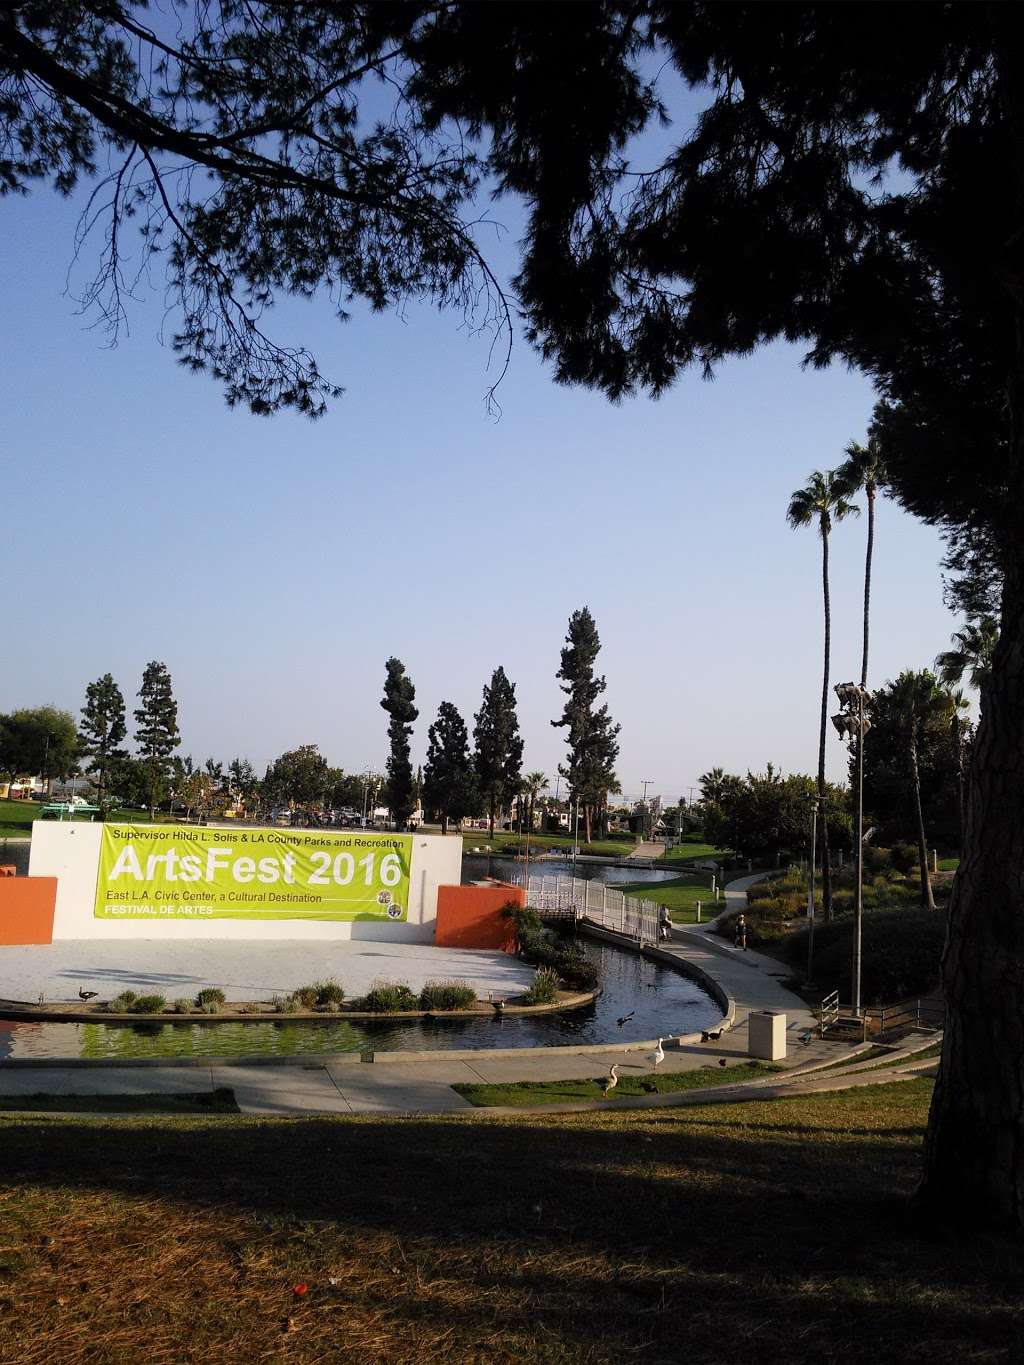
28;823;463;943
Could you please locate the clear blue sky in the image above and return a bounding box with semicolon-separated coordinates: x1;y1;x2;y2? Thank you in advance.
0;152;958;803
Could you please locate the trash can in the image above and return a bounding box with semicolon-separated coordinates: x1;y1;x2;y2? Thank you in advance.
748;1010;787;1061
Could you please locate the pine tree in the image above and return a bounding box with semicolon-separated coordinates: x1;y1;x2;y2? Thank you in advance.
133;661;180;819
78;674;127;808
380;658;418;826
423;702;477;835
552;607;621;843
473;667;524;838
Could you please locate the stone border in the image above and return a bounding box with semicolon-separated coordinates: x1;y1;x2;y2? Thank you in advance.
0;988;598;1027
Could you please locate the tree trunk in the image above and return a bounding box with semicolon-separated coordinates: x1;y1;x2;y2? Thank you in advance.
585;804;592;843
917;234;1024;1223
488;795;495;839
861;484;874;688
818;524;833;919
441;813;448;835
908;729;935;910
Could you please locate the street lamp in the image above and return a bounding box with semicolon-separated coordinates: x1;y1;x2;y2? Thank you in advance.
832;682;872;1017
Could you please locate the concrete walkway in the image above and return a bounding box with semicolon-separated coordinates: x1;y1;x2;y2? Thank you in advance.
0;874;889;1117
627;839;665;860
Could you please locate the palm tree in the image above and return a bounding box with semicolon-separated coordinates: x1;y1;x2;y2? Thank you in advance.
891;670;953;909
835;437;888;688
787;470;860;920
522;771;548;833
936;617;999;695
945;688;973;845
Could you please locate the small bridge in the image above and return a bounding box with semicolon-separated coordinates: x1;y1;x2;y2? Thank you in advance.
512;874;662;944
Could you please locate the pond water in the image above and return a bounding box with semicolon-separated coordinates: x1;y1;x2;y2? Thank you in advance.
0;938;721;1061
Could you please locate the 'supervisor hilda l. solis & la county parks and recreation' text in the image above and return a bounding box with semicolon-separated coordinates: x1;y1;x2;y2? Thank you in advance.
93;825;412;921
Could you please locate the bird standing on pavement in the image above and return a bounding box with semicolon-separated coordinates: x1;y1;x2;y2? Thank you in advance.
701;1028;723;1043
601;1065;620;1098
78;988;98;1002
652;1037;666;1069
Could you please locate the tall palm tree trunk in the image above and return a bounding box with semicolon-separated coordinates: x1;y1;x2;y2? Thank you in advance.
861;485;875;688
818;525;833;919
908;730;936;909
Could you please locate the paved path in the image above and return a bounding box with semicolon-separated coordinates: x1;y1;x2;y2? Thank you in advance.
627;839;665;860
0;874;894;1117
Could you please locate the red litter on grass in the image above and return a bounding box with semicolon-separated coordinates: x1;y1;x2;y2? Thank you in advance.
292;1284;309;1298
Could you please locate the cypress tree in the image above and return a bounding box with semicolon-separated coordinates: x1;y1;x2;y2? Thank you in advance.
473;667;524;838
423;702;477;835
78;673;127;810
552;607;621;843
133;661;180;819
380;658;418;826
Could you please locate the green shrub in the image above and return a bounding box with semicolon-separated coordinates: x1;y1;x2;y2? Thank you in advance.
360;981;419;1012
317;999;343;1013
553;953;600;991
891;842;919;875
171;998;192;1014
275;996;300;1014
521;969;560;1006
195;987;226;1007
419;980;477;1010
133;994;166;1014
291;986;318;1009
314;980;345;1006
200;1000;220;1015
863;846;893;875
781;907;945;1003
103;990;139;1013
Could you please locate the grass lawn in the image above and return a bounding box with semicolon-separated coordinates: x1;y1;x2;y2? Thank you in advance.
938;856;960;872
0;800;159;838
453;1060;782;1106
620;871;721;923
657;839;731;865
0;1088;239;1114
2;1078;1022;1363
462;831;638;858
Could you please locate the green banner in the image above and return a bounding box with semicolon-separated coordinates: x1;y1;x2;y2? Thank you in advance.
94;824;412;922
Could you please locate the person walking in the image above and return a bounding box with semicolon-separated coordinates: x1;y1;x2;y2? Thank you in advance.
659;905;672;942
733;914;748;951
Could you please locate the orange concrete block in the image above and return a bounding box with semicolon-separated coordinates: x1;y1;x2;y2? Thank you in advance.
0;877;57;945
435;883;524;952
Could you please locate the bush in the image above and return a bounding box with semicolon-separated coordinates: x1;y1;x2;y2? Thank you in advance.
291;986;318;1009
552;952;600;991
133;994;166;1014
171;998;192;1014
200;1000;220;1015
521;969;560;1005
102;990;138;1013
891;842;919;875
317;999;343;1013
274;996;300;1014
195;987;225;1007
419;980;477;1011
863;846;894;876
314;980;345;1006
781;907;945;1003
360;981;419;1012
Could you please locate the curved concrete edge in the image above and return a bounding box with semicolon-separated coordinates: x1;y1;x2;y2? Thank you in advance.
0;988;598;1027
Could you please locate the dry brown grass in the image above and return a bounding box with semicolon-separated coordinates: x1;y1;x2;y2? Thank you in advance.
0;1080;1022;1363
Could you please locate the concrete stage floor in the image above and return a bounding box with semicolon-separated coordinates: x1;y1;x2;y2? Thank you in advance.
0;940;536;1005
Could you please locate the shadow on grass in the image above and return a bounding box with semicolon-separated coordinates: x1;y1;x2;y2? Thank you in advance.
0;1079;1022;1363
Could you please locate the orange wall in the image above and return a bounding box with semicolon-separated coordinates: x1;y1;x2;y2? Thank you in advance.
435;883;524;952
0;877;57;945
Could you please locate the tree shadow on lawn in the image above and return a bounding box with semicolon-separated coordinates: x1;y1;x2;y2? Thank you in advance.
1;1082;1022;1363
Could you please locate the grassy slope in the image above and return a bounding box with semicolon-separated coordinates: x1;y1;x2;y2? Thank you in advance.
2;1079;1022;1364
454;1060;782;1106
0;1089;239;1114
657;840;729;864
620;871;720;922
0;800;159;838
463;831;637;858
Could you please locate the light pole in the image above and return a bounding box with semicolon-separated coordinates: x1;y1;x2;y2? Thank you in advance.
572;796;581;873
832;682;872;1017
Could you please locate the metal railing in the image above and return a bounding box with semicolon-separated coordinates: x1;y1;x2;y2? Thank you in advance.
868;999;945;1035
514;873;662;944
818;989;840;1036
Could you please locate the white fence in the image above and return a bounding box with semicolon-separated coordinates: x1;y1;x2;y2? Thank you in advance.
513;874;662;944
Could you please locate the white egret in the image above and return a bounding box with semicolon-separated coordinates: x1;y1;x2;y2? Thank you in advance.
601;1065;620;1098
